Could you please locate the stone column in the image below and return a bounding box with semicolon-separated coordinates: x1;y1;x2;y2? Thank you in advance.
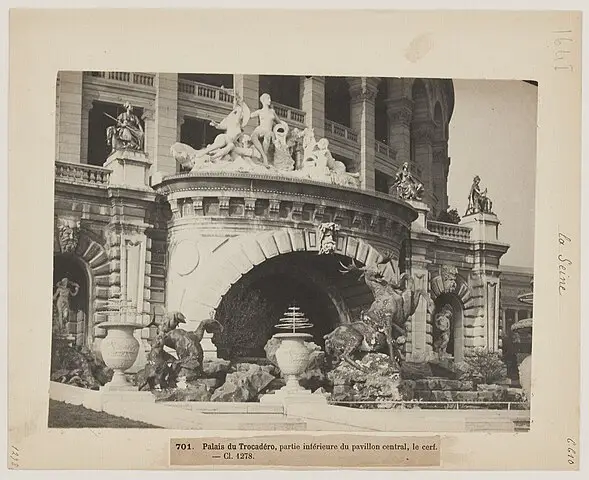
348;77;380;191
410;120;436;206
405;200;437;361
386;97;413;166
300;76;325;138
234;74;259;135
431;141;450;216
152;73;179;176
142;107;156;165
80;96;94;164
56;71;83;164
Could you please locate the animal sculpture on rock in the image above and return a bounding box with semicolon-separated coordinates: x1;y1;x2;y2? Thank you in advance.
336;257;434;365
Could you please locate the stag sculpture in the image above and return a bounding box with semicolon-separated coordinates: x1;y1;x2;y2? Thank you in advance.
338;257;434;362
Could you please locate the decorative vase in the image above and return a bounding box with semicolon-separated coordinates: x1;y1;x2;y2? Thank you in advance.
274;332;313;393
100;321;143;390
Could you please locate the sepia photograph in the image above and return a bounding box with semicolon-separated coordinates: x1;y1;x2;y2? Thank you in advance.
49;71;536;432
7;7;581;471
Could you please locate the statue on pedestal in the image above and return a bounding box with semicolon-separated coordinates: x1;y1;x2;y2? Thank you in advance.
433;304;453;357
250;93;287;168
465;175;493;215
389;162;424;201
106;101;145;153
53;277;80;332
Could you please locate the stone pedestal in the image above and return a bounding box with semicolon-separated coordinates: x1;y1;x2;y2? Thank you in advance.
406;199;430;232
460;212;500;242
104;150;152;189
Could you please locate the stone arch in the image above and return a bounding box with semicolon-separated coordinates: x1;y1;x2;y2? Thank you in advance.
410;79;432;122
430;269;476;362
173;227;394;326
53;223;111;328
433;101;445;141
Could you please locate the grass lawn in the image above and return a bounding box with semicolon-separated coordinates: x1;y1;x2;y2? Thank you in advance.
48;400;161;428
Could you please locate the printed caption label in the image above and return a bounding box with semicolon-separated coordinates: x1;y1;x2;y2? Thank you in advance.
170;435;441;468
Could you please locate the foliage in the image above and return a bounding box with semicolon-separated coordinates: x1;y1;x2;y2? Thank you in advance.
437;207;462;225
214;284;277;358
462;348;508;385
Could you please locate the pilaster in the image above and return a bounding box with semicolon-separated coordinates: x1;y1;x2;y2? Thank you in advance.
386;97;413;166
461;212;509;353
153;73;179;175
56;71;83;163
234;74;259;136
405;200;437;361
410;120;436;206
348;77;380;191
300;76;325;138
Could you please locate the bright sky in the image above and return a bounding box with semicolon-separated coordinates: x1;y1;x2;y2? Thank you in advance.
447;80;538;269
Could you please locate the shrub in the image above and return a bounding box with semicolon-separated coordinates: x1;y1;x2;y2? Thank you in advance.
463;348;508;384
437;208;461;224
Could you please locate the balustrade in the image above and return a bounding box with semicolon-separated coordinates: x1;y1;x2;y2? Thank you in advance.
55;161;111;187
86;71;155;88
324;119;359;143
375;140;396;160
273;102;306;127
427;220;471;241
178;78;234;104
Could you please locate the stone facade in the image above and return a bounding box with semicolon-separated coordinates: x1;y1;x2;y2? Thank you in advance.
53;72;512;369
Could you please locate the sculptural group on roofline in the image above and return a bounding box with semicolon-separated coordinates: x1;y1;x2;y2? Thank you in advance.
465;175;493;215
168;92;361;188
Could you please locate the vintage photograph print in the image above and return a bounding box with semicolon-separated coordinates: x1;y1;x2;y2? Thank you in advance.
49;72;536;433
9;8;581;471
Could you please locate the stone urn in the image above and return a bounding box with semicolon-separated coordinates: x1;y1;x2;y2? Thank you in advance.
100;322;143;390
274;332;313;393
260;305;327;405
99;303;145;391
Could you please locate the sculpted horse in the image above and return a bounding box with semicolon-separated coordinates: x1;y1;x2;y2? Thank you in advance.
337;258;434;364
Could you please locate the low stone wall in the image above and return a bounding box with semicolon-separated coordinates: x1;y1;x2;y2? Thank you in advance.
401;378;526;405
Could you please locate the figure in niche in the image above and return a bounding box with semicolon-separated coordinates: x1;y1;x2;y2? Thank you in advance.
106;101;145;153
389;162;424;201
53;277;80;332
465;175;493;215
433;304;453;357
250;93;287;167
